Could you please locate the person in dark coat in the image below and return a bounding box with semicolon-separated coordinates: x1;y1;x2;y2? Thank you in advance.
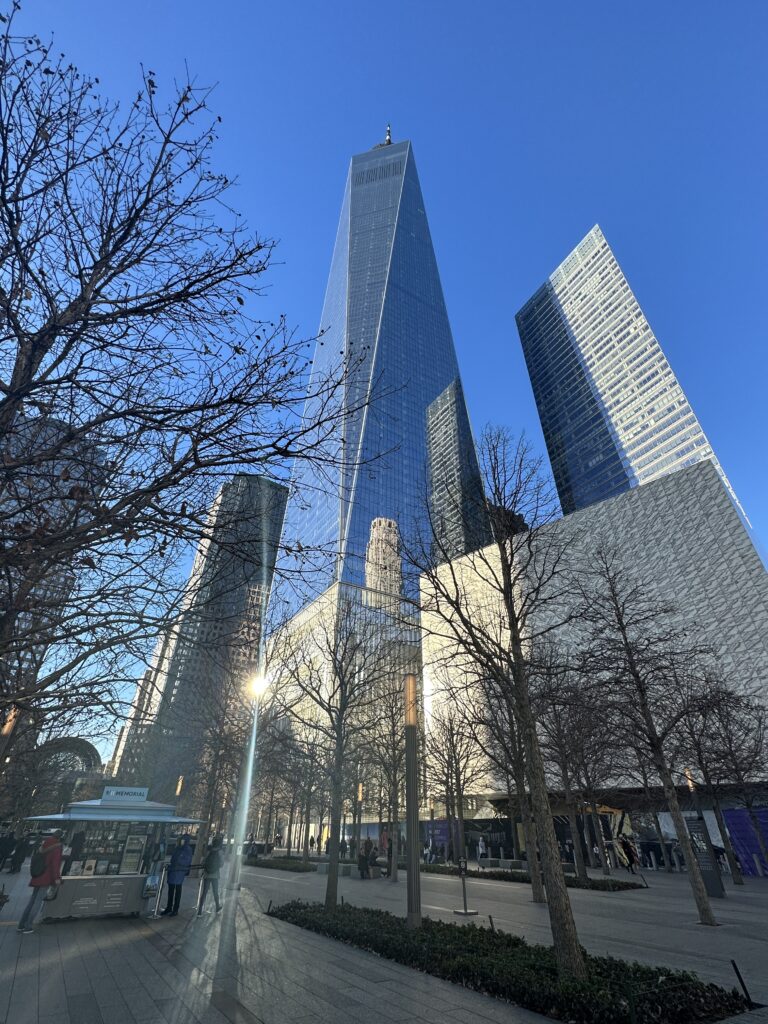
63;829;86;876
197;836;223;915
10;832;34;873
162;836;193;916
17;832;63;933
0;832;15;871
619;836;639;875
357;849;368;880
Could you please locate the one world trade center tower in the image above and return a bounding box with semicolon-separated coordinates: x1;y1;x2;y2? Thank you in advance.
273;130;482;613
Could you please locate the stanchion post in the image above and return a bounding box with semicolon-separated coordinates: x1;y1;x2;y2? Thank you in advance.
453;856;478;916
150;864;167;919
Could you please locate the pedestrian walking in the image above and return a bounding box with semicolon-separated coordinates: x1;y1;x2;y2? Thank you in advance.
17;832;63;933
619;836;639;875
477;836;487;865
309;835;315;853
349;838;356;861
340;838;348;859
162;835;193;917
197;836;223;915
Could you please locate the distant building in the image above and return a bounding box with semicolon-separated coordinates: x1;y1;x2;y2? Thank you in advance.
515;225;743;518
111;473;287;813
0;415;101;762
363;517;402;608
426;378;491;562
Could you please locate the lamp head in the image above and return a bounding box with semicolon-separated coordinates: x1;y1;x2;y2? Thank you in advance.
249;674;269;699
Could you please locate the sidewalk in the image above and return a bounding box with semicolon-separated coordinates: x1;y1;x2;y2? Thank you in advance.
0;868;549;1024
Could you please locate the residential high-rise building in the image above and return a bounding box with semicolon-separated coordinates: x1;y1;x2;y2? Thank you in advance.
426;378;491;562
515;225;742;517
273;133;478;611
111;473;287;810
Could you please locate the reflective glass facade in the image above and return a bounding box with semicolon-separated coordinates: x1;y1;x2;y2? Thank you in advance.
275;139;474;608
516;225;742;517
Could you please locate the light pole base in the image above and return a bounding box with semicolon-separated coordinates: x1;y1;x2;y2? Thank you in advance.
406;911;422;929
453;909;478;916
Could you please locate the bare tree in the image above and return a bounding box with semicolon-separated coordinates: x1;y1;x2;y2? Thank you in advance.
417;428;586;979
271;584;416;909
578;548;718;926
424;701;487;865
676;677;747;884
0;11;357;752
532;656;602;882
707;687;768;869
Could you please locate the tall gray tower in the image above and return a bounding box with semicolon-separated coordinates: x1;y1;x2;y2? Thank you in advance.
112;473;287;808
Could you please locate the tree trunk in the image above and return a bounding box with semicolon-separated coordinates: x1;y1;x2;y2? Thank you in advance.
454;764;467;860
660;767;717;925
286;797;296;858
561;771;587;882
567;806;588;881
324;743;344;911
515;768;545;902
651;810;672;871
710;796;743;884
583;809;596;868
515;669;585;978
302;791;311;863
505;774;519;860
590;800;611;876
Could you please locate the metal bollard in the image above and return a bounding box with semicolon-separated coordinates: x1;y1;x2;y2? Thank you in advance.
150;864;168;919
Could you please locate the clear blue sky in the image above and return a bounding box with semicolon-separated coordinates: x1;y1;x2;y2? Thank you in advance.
16;1;768;544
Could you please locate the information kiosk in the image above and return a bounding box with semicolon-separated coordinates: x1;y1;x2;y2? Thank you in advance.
26;786;201;920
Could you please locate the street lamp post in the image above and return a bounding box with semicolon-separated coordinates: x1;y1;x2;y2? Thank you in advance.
356;780;363;855
226;673;270;891
404;672;421;929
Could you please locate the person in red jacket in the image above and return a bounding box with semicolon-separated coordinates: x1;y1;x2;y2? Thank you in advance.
16;832;63;934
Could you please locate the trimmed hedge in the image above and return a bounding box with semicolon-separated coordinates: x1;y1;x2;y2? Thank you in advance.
245;857;317;872
268;901;746;1024
422;863;644;892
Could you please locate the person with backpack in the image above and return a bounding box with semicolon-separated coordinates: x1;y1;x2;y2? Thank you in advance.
161;835;193;917
17;831;63;934
197;835;223;915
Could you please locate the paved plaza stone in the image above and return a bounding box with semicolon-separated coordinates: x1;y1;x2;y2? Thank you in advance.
0;868;548;1024
1;862;767;1024
240;860;768;1005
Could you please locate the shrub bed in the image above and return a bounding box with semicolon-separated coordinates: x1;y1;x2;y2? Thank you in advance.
422;863;643;892
245;857;317;872
268;901;746;1024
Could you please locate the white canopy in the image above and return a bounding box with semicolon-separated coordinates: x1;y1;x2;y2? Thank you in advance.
26;787;203;825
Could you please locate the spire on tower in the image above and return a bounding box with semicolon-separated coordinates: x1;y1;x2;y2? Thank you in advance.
385;123;392;145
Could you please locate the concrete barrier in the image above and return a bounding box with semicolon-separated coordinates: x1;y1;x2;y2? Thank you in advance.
316;863;352;876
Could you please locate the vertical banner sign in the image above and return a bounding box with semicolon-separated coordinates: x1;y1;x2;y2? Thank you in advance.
686;818;725;898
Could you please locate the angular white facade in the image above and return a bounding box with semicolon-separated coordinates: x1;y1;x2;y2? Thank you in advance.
421;461;768;731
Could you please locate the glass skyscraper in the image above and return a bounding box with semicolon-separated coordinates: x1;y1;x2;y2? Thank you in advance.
515;225;742;517
427;378;492;562
274;135;476;607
